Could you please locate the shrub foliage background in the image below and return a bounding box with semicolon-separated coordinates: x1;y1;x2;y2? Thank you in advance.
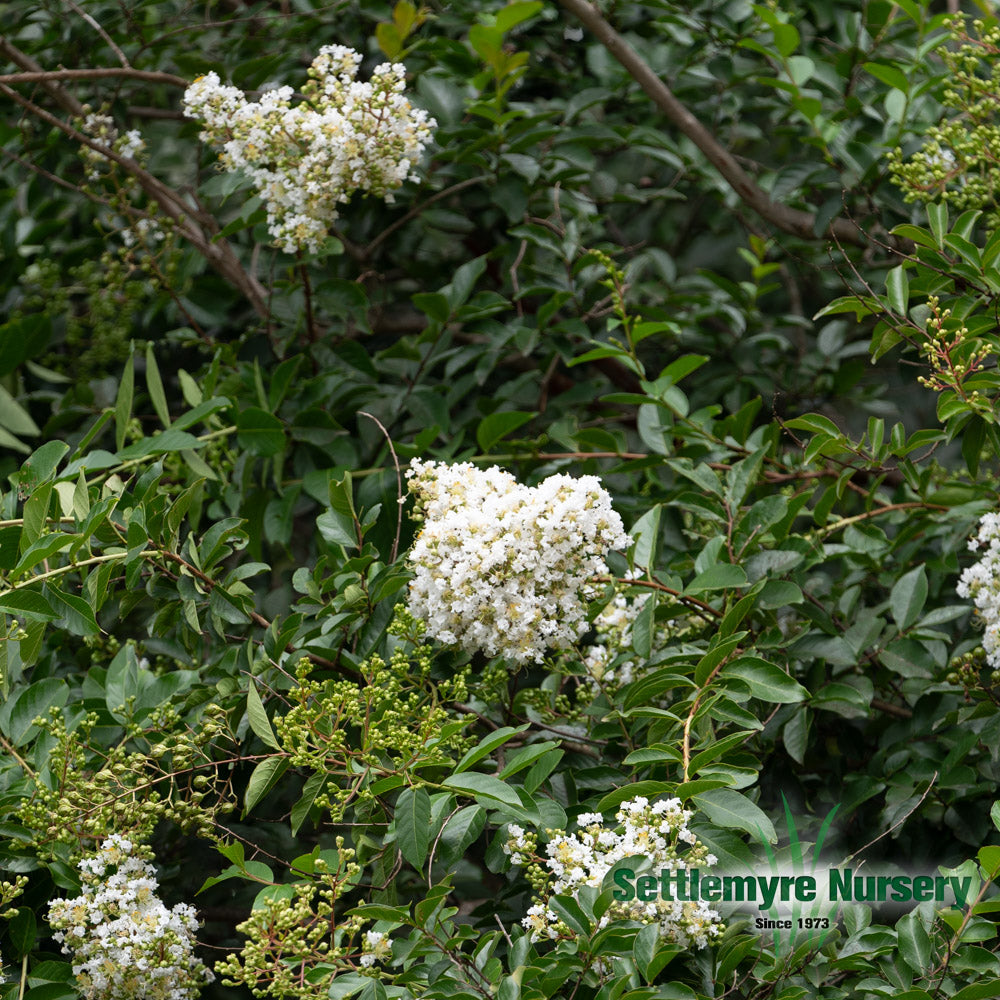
2;0;1000;998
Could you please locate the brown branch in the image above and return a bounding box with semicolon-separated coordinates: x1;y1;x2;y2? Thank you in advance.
593;574;724;620
0;51;268;317
870;698;912;719
0;68;188;87
0;35;85;115
557;0;890;250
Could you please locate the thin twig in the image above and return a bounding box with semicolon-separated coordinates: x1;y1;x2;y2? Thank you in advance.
61;1;131;67
847;772;937;860
816;500;949;537
556;0;902;251
357;411;404;562
593;575;725;620
363;176;489;258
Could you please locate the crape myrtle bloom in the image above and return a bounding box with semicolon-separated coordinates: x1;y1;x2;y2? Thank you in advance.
505;796;724;950
405;459;629;664
957;511;1000;668
183;46;435;253
48;835;213;1000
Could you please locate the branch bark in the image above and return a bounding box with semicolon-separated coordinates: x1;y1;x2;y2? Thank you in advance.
0;68;188;88
557;0;887;250
1;38;268;317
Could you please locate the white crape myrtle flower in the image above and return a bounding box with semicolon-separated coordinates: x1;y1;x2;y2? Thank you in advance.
957;511;1000;667
47;835;214;1000
405;460;629;664
359;929;392;968
78;112;148;180
506;797;724;950
182;46;435;253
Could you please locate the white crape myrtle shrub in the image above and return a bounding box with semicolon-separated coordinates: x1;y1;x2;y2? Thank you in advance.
505;796;724;950
405;460;629;664
957;510;1000;666
182;45;436;253
47;835;214;1000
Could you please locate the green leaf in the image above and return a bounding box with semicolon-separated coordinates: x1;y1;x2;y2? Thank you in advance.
455;725;529;773
237;407;285;457
495;1;543;33
246;680;280;750
595;781;676;814
116;429;202;459
0;589;57;622
12;533;75;578
7;906;36;959
783;412;842;438
347;903;410;924
395;786;432;870
438;805;486;861
686;563;747;594
630;504;662;571
885;265;909;315
21;441;70;486
692;788;776;843
773;21;799;57
632;593;655;658
105;644;142;719
723;657;808;703
897;912;931;973
890;565;928;632
145;344;170;428
476;411;535;452
782;709;810;765
290;772;327;836
979;845;1000;880
927;203;948;247
244;757;290;815
47;585;99;636
499;741;560;778
864;61;909;92
688;731;758;774
953;983;1000;1000
6;678;69;745
0;386;40;439
115;349;135;451
376;21;402;59
442;772;522;808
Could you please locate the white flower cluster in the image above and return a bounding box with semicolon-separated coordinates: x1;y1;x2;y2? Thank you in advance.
505;796;724;950
359;929;391;968
78;112;145;180
405;460;629;664
581;584;650;689
182;46;435;253
121;217;166;249
957;511;1000;666
47;835;214;1000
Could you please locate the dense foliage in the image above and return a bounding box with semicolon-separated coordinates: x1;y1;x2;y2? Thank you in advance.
2;1;1000;999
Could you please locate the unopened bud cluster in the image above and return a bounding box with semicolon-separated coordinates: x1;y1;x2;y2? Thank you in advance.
406;460;628;664
183;45;435;253
888;16;1000;224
